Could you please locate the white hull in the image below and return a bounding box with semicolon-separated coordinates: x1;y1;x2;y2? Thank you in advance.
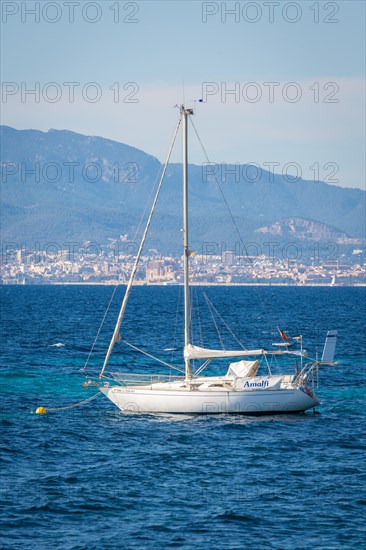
100;385;319;415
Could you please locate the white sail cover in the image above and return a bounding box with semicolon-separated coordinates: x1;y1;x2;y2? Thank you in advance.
225;360;259;378
184;344;265;360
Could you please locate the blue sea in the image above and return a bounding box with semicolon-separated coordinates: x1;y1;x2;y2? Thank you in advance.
1;285;365;549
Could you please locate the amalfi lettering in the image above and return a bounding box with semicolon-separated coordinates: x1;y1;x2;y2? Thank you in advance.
244;380;270;389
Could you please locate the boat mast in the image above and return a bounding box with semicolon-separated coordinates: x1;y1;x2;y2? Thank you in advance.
181;105;193;380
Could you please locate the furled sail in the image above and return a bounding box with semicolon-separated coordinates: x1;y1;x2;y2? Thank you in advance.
184;344;265;360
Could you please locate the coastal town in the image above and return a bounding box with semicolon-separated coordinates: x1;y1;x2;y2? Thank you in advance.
1;241;365;286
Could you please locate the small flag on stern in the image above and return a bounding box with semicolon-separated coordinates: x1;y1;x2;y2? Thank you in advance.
277;326;291;341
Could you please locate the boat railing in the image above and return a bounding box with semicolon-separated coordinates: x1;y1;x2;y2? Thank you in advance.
295;361;318;386
108;372;186;387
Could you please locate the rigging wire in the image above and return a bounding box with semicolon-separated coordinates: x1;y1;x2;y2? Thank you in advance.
203;291;246;350
203;292;225;350
189;286;195;371
132;163;164;243
195;287;204;348
121;339;185;374
189;116;273;330
81;285;119;374
189;117;249;259
100;115;182;377
190;285;198;344
82;118;181;375
169;285;182;365
194;358;212;376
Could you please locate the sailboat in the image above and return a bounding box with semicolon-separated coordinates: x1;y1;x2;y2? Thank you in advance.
87;105;335;415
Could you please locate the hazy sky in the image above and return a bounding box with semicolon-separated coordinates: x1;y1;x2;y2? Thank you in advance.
1;0;365;188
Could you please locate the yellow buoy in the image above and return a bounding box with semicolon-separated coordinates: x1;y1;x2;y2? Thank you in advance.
35;407;47;414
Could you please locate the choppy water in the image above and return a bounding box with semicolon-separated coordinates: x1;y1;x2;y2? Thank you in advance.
1;286;365;549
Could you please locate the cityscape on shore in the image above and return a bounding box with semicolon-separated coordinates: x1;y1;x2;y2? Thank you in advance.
1;241;365;286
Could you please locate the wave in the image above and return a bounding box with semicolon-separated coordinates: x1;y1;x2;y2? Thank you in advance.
48;343;65;348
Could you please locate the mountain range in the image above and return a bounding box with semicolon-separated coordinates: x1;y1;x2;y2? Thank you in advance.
1;125;365;255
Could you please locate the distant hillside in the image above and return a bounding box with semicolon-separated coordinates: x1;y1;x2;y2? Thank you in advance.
1;126;365;254
256;217;350;242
